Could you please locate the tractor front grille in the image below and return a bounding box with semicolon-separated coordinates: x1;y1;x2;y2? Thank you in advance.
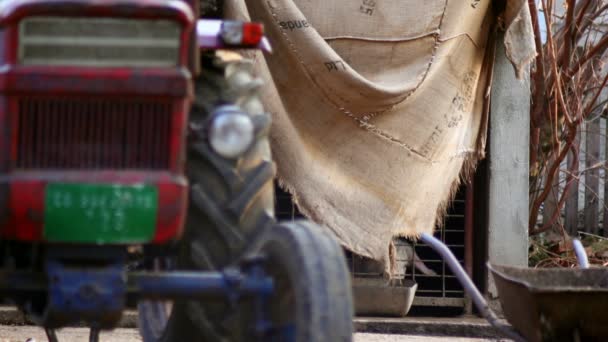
15;97;173;170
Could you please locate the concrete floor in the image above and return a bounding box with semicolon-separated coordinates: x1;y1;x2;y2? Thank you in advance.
0;327;141;342
355;334;509;341
0;327;511;342
0;307;512;341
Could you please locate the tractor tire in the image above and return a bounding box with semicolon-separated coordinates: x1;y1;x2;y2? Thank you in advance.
254;220;355;342
138;52;275;342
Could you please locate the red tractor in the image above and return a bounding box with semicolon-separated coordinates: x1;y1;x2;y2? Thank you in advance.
0;1;353;341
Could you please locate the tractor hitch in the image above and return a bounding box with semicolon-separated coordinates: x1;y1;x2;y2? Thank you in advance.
0;258;274;333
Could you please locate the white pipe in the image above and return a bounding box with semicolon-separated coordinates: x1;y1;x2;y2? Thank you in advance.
572;239;589;268
420;233;526;342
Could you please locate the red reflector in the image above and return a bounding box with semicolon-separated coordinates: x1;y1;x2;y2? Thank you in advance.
242;23;264;46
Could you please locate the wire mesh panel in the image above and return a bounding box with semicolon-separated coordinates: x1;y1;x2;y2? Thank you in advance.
403;186;468;309
274;182;471;312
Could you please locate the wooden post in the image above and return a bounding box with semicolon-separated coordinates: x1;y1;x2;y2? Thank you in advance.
585;119;600;234
604;118;608;237
542;157;560;229
565;129;580;235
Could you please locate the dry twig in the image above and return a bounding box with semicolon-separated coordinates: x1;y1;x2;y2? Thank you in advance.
529;0;608;236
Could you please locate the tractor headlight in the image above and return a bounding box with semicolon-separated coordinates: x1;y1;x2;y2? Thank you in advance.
209;105;254;159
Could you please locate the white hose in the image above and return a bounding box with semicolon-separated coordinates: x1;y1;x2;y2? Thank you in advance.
572;239;589;269
420;233;526;342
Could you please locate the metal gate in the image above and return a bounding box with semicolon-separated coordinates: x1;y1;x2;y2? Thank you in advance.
274;182;474;314
402;185;472;312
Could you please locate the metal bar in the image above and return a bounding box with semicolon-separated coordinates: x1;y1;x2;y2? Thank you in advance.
464;182;475;314
411;239;417;282
412;297;466;307
400;259;465;264
420;233;525;342
129;271;273;300
403;274;461;279
465;182;474;278
417;244;466;249
441;228;446;298
0;270;273;302
415;290;465;294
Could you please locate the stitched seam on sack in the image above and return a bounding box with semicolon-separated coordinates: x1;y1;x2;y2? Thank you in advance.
266;2;373;114
438;33;481;49
323;30;440;43
364;1;448;119
265;0;449;161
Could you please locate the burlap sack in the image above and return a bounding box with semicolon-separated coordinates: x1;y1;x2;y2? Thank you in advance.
226;0;535;275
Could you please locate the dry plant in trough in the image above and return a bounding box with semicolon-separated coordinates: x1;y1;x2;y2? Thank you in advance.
529;0;608;236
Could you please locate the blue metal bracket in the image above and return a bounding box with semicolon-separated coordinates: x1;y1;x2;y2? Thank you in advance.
130;256;276;341
241;257;273;339
45;260;126;329
0;256;290;340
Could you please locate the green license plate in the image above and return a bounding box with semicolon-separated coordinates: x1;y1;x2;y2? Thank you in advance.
44;183;158;244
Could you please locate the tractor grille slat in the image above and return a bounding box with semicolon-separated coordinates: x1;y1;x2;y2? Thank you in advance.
16;98;172;170
19;17;181;67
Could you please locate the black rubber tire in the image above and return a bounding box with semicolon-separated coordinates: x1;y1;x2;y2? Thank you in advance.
255;220;354;342
138;52;275;342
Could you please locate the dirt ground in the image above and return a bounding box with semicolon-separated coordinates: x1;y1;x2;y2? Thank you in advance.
0;327;508;342
0;326;141;342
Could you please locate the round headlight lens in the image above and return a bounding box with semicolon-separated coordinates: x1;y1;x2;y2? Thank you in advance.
209;106;255;159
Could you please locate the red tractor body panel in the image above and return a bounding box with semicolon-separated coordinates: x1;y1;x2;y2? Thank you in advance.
0;0;195;244
6;172;188;243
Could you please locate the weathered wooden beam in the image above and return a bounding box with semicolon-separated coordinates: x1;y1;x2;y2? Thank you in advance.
565;129;580;235
585;119;601;234
604;118;608;237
